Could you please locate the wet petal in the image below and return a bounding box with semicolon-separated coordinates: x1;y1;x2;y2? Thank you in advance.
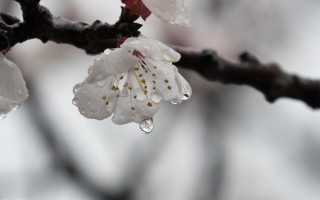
74;76;119;120
174;68;192;101
145;59;182;103
86;48;138;84
121;36;181;62
112;94;162;124
141;0;190;26
0;54;28;116
0;96;19;117
0;54;28;103
112;72;162;124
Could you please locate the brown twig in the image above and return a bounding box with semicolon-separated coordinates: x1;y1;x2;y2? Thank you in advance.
0;0;141;54
177;49;320;109
1;0;320;109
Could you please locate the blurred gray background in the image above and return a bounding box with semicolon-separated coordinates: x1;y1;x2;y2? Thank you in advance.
1;0;320;199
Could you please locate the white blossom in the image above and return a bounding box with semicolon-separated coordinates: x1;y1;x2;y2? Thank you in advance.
142;0;191;26
73;36;192;130
0;54;28;119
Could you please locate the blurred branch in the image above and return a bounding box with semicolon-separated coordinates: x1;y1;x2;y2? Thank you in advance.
26;81;132;200
177;49;320;109
2;0;320;109
0;0;141;54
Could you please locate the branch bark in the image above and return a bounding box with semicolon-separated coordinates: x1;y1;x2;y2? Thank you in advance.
0;0;141;54
177;49;320;109
1;0;320;109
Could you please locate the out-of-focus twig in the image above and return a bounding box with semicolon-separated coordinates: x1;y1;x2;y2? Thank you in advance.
176;48;320;109
25;81;132;200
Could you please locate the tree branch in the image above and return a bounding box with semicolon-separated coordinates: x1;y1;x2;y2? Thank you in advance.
0;0;141;54
1;0;320;109
177;48;320;109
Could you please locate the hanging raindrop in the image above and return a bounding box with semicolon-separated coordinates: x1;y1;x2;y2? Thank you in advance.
139;118;154;134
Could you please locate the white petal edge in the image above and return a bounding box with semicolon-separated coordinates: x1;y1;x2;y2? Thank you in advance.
141;0;191;26
121;36;181;62
86;48;139;84
0;54;28;116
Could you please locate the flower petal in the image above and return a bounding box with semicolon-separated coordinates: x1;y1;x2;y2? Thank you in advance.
174;68;192;101
86;48;139;84
0;54;28;102
74;75;119;120
112;94;162;124
121;36;181;62
0;96;20;117
0;54;28;116
112;72;162;124
141;0;190;26
144;59;182;103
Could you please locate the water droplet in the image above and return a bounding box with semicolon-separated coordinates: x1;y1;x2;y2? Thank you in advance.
181;93;191;101
88;66;93;74
96;79;107;87
73;83;82;94
134;89;147;101
18;88;23;95
139;118;154;134
181;85;192;101
163;53;172;61
151;93;162;103
12;104;20;111
104;49;112;55
0;114;7;120
171;100;179;105
72;98;78;106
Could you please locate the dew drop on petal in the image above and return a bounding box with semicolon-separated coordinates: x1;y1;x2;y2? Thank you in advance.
18;88;23;96
181;93;191;101
96;79;107;87
73;83;82;94
163;53;172;61
135;89;147;101
88;66;93;74
72;98;79;106
151;93;162;103
0;114;7;120
181;85;192;101
12;104;20;111
171;100;179;105
139;118;154;134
